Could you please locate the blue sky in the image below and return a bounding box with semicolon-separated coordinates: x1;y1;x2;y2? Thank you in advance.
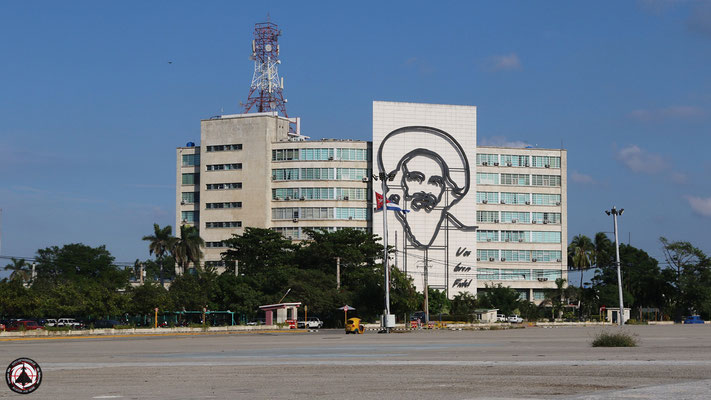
1;1;710;275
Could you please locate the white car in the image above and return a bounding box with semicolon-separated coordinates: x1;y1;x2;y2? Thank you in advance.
297;317;324;329
508;315;523;324
496;314;508;322
44;319;58;327
57;318;83;329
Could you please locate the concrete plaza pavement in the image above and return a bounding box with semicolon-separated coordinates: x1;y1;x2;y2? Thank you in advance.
1;325;710;399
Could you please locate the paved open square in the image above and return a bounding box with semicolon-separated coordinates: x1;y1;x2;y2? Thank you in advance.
1;325;710;399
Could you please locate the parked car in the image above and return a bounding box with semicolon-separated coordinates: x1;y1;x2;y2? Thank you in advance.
297;317;324;329
44;318;58;327
684;315;704;324
57;318;83;329
345;318;365;334
7;320;44;331
496;314;508;322
410;311;426;322
93;319;122;329
508;315;523;324
247;318;266;326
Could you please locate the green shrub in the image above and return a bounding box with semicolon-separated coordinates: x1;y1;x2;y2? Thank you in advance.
45;326;72;332
591;331;638;347
114;325;135;330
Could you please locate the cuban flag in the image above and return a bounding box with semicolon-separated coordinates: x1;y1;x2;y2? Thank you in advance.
375;192;410;213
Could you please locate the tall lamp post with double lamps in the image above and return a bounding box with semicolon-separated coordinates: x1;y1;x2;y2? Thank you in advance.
605;206;625;326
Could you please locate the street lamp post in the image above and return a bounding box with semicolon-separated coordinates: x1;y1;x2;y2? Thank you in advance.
605;206;625;326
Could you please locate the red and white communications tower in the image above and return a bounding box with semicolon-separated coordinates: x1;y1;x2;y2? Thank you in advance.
242;21;288;117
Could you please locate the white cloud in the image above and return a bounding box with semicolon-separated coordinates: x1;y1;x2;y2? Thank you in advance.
614;145;667;174
571;171;595;184
478;136;531;148
628;105;705;122
685;195;711;217
486;53;522;71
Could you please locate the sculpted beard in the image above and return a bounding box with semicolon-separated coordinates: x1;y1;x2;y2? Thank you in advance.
409;191;438;212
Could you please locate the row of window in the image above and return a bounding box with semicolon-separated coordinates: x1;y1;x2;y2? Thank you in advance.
181;211;197;223
182;173;199;185
206;182;242;190
271;207;369;220
272;148;369;162
206;221;242;228
272;226;368;240
182;154;200;167
476;192;561;206
476;154;561;168
182;192;199;204
272;187;368;201
206;144;242;152
272;168;369;181
477;230;562;243
477;173;561;187
206;202;242;209
477;268;562;281
476;211;561;224
206;241;228;248
476;249;563;262
207;163;242;171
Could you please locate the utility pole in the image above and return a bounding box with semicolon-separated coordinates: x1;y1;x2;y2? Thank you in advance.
606;206;625;326
335;257;341;290
394;231;398;271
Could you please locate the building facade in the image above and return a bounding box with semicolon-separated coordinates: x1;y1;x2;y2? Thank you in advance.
176;112;370;273
176;102;567;303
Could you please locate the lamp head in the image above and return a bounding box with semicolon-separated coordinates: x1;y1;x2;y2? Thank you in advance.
619;208;624;215
605;210;611;216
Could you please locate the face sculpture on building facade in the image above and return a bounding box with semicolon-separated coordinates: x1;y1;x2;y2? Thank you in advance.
377;126;475;249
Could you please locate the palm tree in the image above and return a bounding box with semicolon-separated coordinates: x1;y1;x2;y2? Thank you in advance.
142;224;176;285
542;278;575;320
173;225;205;274
4;257;31;283
568;235;594;291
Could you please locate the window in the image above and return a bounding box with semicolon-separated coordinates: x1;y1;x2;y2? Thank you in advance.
477;230;499;242
531;155;561;168
530;231;561;243
302;168;335;180
207;144;242;152
336;168;368;180
476;192;499;204
272;149;300;161
533;289;546;300
272;168;300;181
477;249;499;261
500;269;530;281
206;163;242;171
533;270;562;280
182;154;200;167
336;187;368;200
300;207;334;219
205;261;226;268
500;154;529;167
532;193;561;206
476;173;499;185
476;154;498;166
531;212;561;224
300;148;334;161
501;211;530;223
500;192;530;205
206;221;242;228
500;250;531;262
182;173;198;185
500;230;529;242
476;211;499;223
531;250;562;262
206;182;242;190
205;202;242;209
206;241;227;248
181;211;197;223
335;208;368;220
336;148;368;161
477;268;499;280
531;174;561;187
272;227;301;239
272;207;300;220
501;174;530;186
181;192;198;204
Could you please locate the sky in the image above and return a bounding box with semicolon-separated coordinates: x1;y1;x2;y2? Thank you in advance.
1;1;710;276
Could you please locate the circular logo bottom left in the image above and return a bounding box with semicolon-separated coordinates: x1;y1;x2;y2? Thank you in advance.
6;358;42;394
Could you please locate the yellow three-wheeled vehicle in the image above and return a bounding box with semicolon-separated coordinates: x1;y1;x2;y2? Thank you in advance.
345;317;365;334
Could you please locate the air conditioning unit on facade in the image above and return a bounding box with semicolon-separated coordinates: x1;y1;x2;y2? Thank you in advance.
543;220;549;224
501;257;506;261
512;219;518;223
482;199;488;204
501;200;506;204
538;278;548;282
506;162;512;167
494;219;499;223
328;156;334;160
482;161;488;166
518;238;524;242
532;258;537;262
343;196;349;200
556;258;562;262
505;238;510;242
532;220;537;224
293;218;299;222
486;238;491;242
300;197;305;201
489;257;495;262
555;201;561;206
275;197;281;201
545;164;550;168
180;201;185;205
525;201;531;205
494;162;499;166
285;196;291;200
362;177;369;182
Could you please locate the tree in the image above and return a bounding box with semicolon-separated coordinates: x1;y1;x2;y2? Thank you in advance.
142;224;176;285
660;237;711;320
541;278;576;320
478;284;522;316
568;235;594;291
4;257;31;283
222;228;297;277
450;292;478;317
34;243;129;290
172;225;205;274
129;283;172;316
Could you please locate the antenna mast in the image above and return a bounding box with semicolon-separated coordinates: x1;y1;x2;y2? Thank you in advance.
242;21;288;117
